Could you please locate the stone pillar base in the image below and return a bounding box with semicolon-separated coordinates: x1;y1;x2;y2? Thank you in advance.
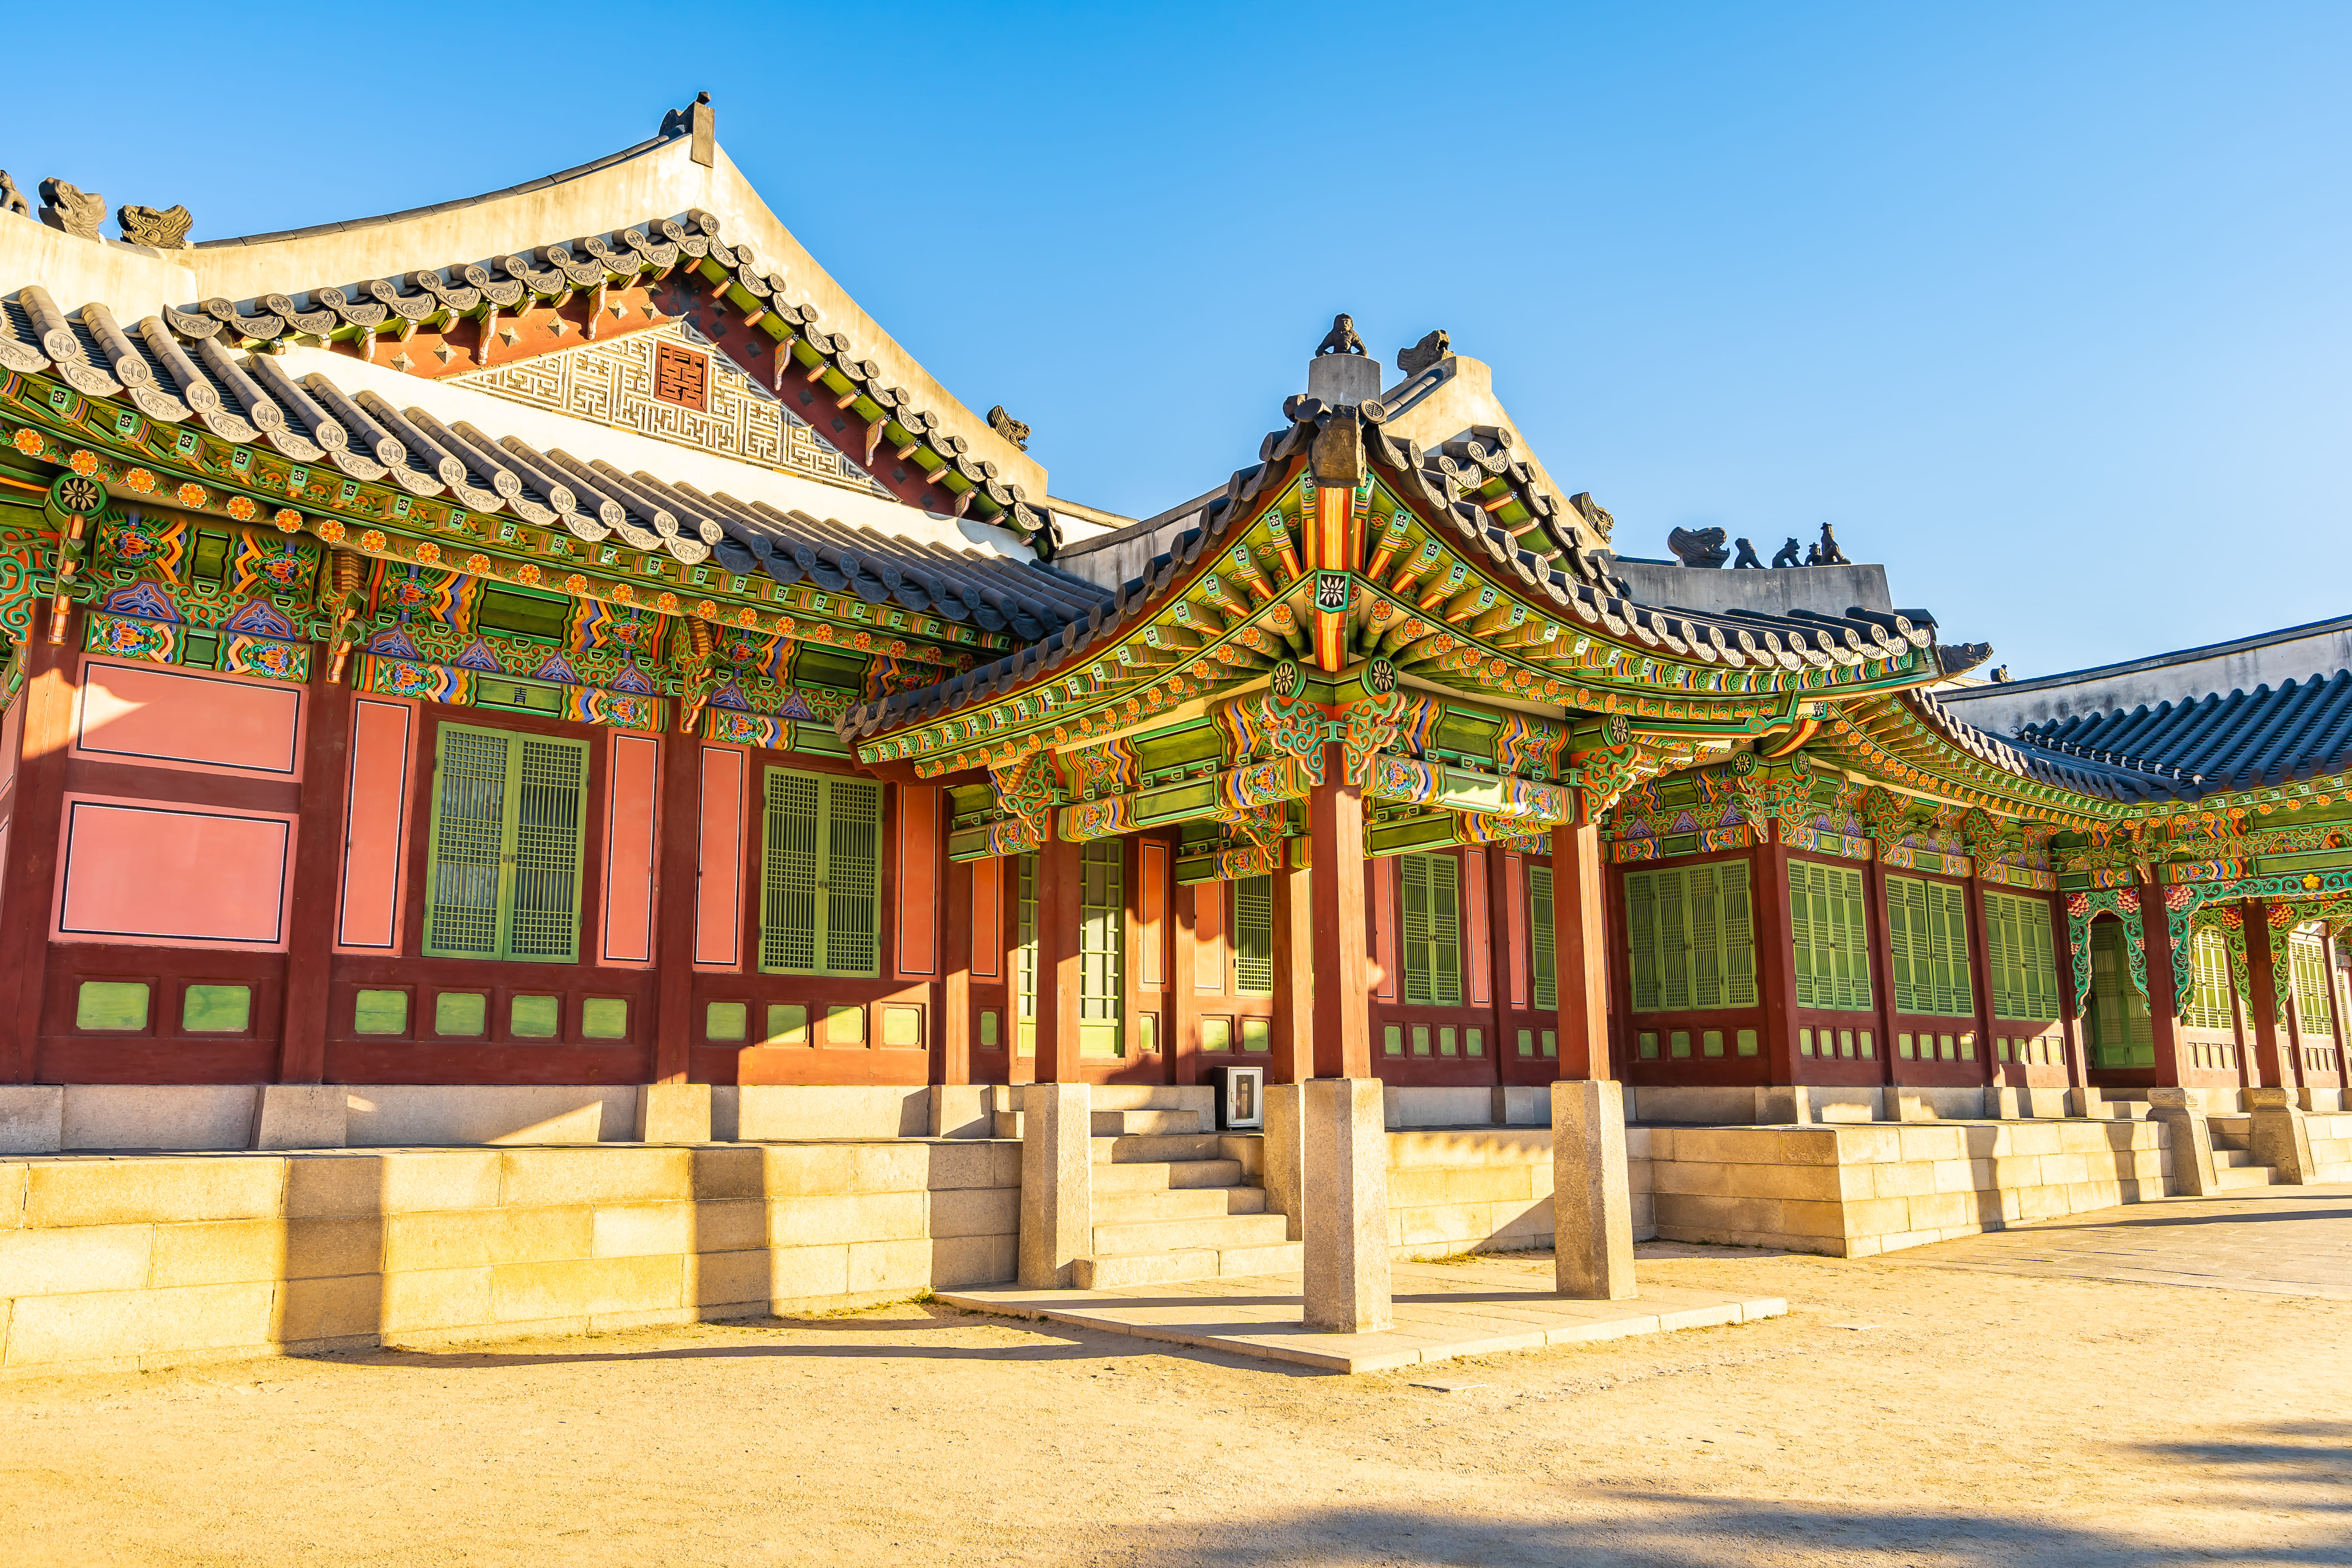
2247;1085;2315;1184
1303;1078;1391;1333
928;1084;992;1138
1553;1079;1636;1300
1753;1085;1812;1125
1019;1082;1093;1287
633;1083;713;1143
1262;1082;1306;1241
2146;1086;2215;1196
0;1085;64;1153
254;1085;348;1150
2068;1086;2105;1120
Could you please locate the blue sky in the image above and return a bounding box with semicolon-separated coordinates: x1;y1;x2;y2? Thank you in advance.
7;2;2347;678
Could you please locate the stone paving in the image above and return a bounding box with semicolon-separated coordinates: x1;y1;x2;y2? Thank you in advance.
936;1256;1784;1372
1884;1180;2352;1300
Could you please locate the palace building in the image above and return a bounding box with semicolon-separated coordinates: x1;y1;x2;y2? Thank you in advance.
0;102;2344;1302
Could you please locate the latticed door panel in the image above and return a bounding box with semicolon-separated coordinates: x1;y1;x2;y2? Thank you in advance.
1231;875;1272;994
824;779;882;977
759;770;884;979
1400;853;1463;1006
1987;891;2062;1022
508;738;587;962
1789;861;1864;1011
1529;864;1558;1012
760;771;822;974
427;727;511;958
1889;875;1971;1017
1627;862;1755;1013
2289;930;2335;1038
1014;853;1038;1052
1078;839;1123;1056
2183;924;2237;1032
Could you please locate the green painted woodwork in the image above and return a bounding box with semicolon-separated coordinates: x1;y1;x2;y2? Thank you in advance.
1985;891;2061;1023
435;992;487;1036
979;1010;999;1048
475;583;572;643
1887;875;1973;1018
1624;862;1757;1013
882;1006;922;1047
1014;853;1038;1054
758;768;882;978
424;723;590;963
1240;1017;1270;1053
582;998;630;1040
766;1003;809;1046
1790;861;1873;1013
76;980;149;1032
511;995;559;1038
2289;930;2335;1037
2183;927;2237;1033
2086;919;2154;1067
1203;1018;1232;1053
1529;864;1559;1011
827;1004;865;1045
354;989;409;1036
180;984;250;1034
707;1002;748;1041
1232;875;1273;994
1079;839;1123;1057
1400;852;1464;1007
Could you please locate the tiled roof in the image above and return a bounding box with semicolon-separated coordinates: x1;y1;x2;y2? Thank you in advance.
836;396;1949;747
2010;673;2352;796
1906;690;2197;804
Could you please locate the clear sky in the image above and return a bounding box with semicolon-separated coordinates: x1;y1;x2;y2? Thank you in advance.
7;2;2346;679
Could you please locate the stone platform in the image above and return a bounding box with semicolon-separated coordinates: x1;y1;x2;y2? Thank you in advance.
937;1254;1784;1373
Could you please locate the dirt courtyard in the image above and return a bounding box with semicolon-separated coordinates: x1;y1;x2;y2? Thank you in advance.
4;1191;2349;1567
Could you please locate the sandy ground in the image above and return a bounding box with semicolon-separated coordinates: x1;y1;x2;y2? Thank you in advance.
2;1236;2348;1566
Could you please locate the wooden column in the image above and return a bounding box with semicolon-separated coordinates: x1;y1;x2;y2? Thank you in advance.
2053;897;2090;1093
2139;871;2186;1087
1034;827;1083;1083
1483;844;1512;1093
1755;841;1805;1092
1307;743;1369;1079
1270;851;1314;1083
275;676;356;1083
1549;821;1610;1080
1963;878;2000;1096
0;633;75;1082
650;730;699;1085
2245;900;2286;1089
1865;857;1900;1097
938;855;973;1087
1171;880;1203;1087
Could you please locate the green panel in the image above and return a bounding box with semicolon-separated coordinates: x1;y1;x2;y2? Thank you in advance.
765;1003;809;1045
1627;862;1755;1013
1079;839;1123;1056
426;726;510;958
354;989;409;1036
1232;875;1272;994
760;771;822;974
824;778;882;976
826;1004;865;1045
582;998;630;1040
1367;813;1466;858
1627;869;1659;1011
1132;778;1220;827
181;984;250;1034
435;992;487;1036
706;1001;748;1042
1202;1017;1232;1052
1399;853;1462;1006
979;1010;1000;1048
791;646;867;690
1240;1017;1270;1053
2087;918;2153;1067
474;676;565;716
476;584;572;642
76;980;149;1032
511;995;560;1038
2290;931;2335;1038
508;737;588;961
1529;864;1557;1012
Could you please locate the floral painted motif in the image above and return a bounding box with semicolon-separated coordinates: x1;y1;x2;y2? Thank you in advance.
123;467;157;494
176;483;206;507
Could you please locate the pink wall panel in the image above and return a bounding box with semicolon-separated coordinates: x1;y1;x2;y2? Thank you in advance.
693;745;747;969
1372;856;1399;1002
1193;881;1225;993
894;784;940;979
0;688;22;800
1466;849;1492;1007
56;794;296;950
970;858;1001;979
601;732;661;966
73;659;304;779
1505;853;1529;1008
1138;842;1167;987
335;699;413;953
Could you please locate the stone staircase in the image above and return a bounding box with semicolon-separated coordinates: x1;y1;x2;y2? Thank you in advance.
2205;1115;2280;1189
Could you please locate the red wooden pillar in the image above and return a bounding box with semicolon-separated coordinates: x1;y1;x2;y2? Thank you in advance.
1307;742;1369;1079
651;729;699;1085
938;855;973;1087
1549;820;1610;1080
276;676;356;1083
1270;848;1314;1084
0;631;75;1083
1963;875;2002;1096
1034;826;1082;1083
1865;857;1900;1097
2245;900;2286;1089
2054;897;2089;1093
1483;844;1513;1092
1171;879;1203;1087
2139;871;2186;1088
1755;840;1804;1093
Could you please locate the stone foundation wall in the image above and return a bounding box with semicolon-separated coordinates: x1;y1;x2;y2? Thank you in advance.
1383;1127;1659;1261
0;1140;1018;1375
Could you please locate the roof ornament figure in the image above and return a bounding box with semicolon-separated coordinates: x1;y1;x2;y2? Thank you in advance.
1396;329;1450;376
0;171;28;219
1938;642;1993;677
1568;491;1617;544
1315;313;1366;357
1666;526;1730;568
1813;521;1850;565
659;91;716;168
1732;537;1764;569
1770;537;1802;568
986;405;1031;452
117;203;192;250
36;178;105;240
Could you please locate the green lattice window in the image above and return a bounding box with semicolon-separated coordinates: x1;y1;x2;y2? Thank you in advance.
759;768;882;977
424;723;589;962
1887;875;1973;1017
1400;853;1463;1006
1232;874;1272;994
1625;861;1755;1013
1790;860;1873;1012
1079;840;1123;1057
1528;864;1558;1011
2181;925;2238;1033
1013;852;1037;1054
1985;890;2060;1023
2086;918;2153;1068
2289;928;2335;1039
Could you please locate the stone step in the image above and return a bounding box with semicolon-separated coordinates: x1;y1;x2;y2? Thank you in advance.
1093;1132;1224;1164
1090;1159;1244;1192
1091;1187;1268;1224
1073;1240;1304;1290
1090;1084;1216;1114
2208;1116;2254;1151
1091;1212;1292;1254
993;1111;1023;1138
2213;1163;2278;1190
1091;1109;1205;1136
2215;1148;2260;1168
